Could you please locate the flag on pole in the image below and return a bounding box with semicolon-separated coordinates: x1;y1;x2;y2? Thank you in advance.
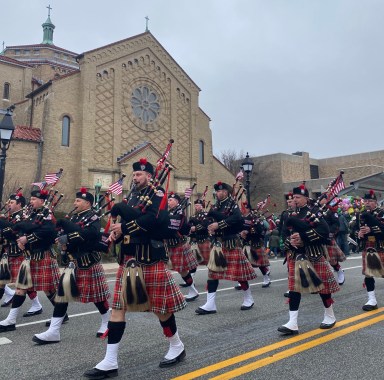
108;178;124;195
45;169;63;186
256;194;270;210
184;186;193;199
235;169;244;181
31;181;46;190
329;175;345;197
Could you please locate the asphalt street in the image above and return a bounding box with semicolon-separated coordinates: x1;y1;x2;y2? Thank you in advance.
0;253;383;380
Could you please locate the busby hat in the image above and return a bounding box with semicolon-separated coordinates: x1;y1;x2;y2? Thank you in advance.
214;181;232;193
292;183;309;197
76;187;94;204
168;192;181;203
285;192;294;201
10;192;26;207
132;158;154;175
363;189;377;201
31;189;49;200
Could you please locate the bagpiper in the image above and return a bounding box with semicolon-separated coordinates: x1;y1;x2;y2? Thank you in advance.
358;190;384;311
83;158;187;379
278;183;340;335
33;188;111;344
195;181;256;315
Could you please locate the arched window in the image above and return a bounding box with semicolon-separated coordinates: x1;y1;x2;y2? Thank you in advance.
199;140;205;164
61;116;70;146
3;83;10;100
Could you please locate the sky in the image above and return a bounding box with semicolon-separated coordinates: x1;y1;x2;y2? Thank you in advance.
2;0;384;159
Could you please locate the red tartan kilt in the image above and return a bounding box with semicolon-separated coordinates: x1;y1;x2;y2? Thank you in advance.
362;241;384;276
168;243;198;273
250;246;270;267
112;256;187;314
73;263;110;303
327;239;346;266
9;256;25;282
28;251;60;292
196;240;211;265
288;256;340;294
209;247;257;281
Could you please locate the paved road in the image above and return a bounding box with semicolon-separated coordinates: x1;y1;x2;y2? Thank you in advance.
0;254;383;380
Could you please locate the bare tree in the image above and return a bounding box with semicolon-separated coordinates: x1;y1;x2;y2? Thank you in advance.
219;149;246;175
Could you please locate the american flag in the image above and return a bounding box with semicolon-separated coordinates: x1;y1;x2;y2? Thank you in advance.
108;178;124;195
329;175;345;197
31;181;46;190
235;169;244;181
45;169;63;185
184;186;194;199
256;194;270;210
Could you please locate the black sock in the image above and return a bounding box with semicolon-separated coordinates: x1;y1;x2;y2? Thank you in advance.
0;287;4;300
107;321;126;344
319;293;333;308
365;277;375;292
181;273;193;286
94;300;110;315
288;291;301;311
11;294;26;309
159;314;177;337
53;302;68;318
207;279;219;293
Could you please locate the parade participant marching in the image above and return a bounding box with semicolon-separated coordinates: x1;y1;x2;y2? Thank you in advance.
278;183;340;335
319;196;346;285
238;202;271;288
32;188;110;344
0;192;43;315
83;157;187;379
166;192;199;302
0;189;60;332
358;190;384;311
195;181;256;315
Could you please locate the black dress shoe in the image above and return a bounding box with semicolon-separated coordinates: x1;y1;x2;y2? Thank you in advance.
362;304;378;312
240;303;254;311
0;324;16;332
284;291;290;298
159;349;186;368
23;308;43;317
179;283;188;288
83;368;118;379
185;294;199;302
32;335;60;345
262;282;271;288
195;307;217;315
45;313;69;327
234;285;242;290
277;326;299;335
319;321;336;329
1;297;13;307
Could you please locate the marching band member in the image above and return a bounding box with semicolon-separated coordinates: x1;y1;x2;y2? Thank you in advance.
358;190;384;311
33;188;110;344
166;192;199;302
0;193;43;316
278;184;340;335
84;158;187;379
0;189;60;332
195;181;256;315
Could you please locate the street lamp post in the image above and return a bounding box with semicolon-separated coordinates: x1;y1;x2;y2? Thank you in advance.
0;106;15;207
241;152;254;208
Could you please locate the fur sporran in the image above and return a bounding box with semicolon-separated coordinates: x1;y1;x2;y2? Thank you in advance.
55;261;80;303
294;254;324;293
207;241;227;272
121;259;150;312
15;257;33;289
191;241;204;264
0;254;11;285
243;245;257;265
365;248;384;278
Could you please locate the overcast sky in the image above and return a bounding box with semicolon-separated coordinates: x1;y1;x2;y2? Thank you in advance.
2;0;384;159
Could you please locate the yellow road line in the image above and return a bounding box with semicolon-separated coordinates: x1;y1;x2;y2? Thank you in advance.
172;308;384;380
212;313;384;380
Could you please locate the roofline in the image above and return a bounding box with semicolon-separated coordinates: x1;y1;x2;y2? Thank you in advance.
5;44;78;56
0;55;32;68
26;80;52;98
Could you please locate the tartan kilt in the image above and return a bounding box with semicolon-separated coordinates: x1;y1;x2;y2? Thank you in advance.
327;239;346;266
9;256;25;282
168;243;198;273
112;255;187;314
73;263;110;303
209;246;257;281
250;246;270;267
28;251;60;292
288;255;340;294
362;240;384;277
196;240;211;266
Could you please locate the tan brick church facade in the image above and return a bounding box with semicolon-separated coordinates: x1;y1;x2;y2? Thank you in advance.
0;12;233;209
